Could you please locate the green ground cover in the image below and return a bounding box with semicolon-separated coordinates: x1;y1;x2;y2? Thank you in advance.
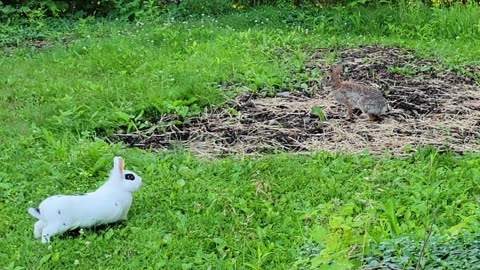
1;3;479;269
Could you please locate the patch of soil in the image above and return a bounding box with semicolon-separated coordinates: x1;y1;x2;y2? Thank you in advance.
1;35;75;53
113;45;480;156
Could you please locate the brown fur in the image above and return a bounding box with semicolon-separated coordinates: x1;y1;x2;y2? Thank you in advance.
322;64;388;120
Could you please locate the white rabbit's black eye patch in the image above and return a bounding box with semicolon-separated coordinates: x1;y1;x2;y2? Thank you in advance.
125;173;135;181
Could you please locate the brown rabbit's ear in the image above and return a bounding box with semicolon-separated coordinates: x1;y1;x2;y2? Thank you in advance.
332;64;343;74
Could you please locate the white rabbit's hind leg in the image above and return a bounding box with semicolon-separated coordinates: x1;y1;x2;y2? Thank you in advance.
33;220;46;239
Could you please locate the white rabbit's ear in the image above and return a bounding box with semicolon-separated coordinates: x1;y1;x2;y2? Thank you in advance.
113;156;124;174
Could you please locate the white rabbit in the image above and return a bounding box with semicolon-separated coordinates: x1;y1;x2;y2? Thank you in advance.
28;156;142;243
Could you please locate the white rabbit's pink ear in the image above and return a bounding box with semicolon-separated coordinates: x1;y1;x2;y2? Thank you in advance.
113;156;124;174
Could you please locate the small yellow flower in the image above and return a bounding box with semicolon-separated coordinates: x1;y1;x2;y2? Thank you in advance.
231;2;244;9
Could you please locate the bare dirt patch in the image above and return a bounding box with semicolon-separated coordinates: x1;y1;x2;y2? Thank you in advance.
114;45;480;156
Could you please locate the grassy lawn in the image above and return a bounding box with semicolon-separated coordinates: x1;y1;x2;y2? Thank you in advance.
1;4;480;269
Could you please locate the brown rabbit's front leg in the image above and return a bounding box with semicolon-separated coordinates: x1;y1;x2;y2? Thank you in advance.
345;102;354;119
367;113;378;121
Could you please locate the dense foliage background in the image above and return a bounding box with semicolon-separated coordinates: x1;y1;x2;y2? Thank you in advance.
1;0;478;20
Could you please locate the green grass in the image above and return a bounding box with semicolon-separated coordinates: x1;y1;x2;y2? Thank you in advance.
1;3;480;269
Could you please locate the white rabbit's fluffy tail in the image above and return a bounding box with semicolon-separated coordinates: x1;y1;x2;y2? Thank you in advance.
28;207;41;219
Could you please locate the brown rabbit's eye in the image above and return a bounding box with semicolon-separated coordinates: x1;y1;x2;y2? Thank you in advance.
125;173;135;181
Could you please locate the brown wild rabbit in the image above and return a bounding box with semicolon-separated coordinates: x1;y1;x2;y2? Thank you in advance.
322;64;388;121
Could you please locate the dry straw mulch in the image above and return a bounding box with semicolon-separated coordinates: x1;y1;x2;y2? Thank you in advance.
114;45;480;156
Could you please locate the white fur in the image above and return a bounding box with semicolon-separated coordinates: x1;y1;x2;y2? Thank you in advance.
28;156;142;243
